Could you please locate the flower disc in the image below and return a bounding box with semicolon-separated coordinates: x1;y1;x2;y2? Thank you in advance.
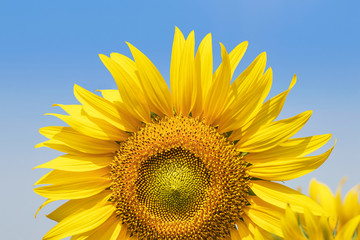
110;116;250;239
136;147;211;221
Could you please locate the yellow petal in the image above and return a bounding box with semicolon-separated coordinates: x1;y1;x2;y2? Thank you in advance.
335;215;360;240
281;206;306;239
126;42;173;116
253;228;266;240
228;41;248;77
217;67;272;133
229;75;296;141
43;204;115;240
244;196;284;237
246;134;332;163
34;154;113;172
251;181;326;215
230;227;242;240
38;126;119;154
303;208;325;240
34;169;109;185
47;191;111;222
82;215;123;240
36;139;85;155
34;178;111;200
97;89;123;103
226;52;267;108
99;54;151;123
234;220;255;240
70;235;87;240
53;103;129;140
242;215;258;236
203;43;231;124
170;26;186;114
309;179;337;216
35;199;56;218
335;177;347;228
117;224;129;240
214;41;248;81
236;110;312;152
177;31;196;115
192;32;213;118
74;84;140;132
46;112;127;141
247;143;335;181
342;184;360;226
110;52;141;88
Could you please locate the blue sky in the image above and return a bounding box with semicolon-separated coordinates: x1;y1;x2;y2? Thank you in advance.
0;0;359;239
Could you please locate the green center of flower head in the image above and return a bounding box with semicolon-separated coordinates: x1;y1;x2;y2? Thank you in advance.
110;115;250;239
136;147;210;221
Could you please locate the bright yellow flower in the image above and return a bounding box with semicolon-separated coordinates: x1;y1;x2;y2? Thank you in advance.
34;27;334;240
279;179;360;240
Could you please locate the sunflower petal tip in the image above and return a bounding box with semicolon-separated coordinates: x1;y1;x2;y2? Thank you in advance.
125;41;132;47
219;43;229;55
73;84;84;93
98;54;108;60
35;142;43;148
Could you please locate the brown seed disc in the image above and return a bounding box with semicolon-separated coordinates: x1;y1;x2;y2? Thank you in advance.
110;116;250;239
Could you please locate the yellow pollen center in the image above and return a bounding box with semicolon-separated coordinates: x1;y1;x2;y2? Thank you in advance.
110;116;250;240
136;147;210;221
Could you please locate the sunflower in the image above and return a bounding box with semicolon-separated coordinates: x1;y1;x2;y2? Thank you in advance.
278;179;360;240
34;27;334;240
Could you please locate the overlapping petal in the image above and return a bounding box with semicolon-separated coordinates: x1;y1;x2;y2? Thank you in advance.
247;142;335;181
43;204;115;240
74;84;140;132
47;191;112;222
34;154;113;172
246;133;332;162
126;42;173;116
99;54;151;123
47;104;128;141
251;181;326;215
236;110;312;152
37;126;119;154
203;43;231;124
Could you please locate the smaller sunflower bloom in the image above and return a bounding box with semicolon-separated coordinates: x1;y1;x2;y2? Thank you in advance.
279;179;360;240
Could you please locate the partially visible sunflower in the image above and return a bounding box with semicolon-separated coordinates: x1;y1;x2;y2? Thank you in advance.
279;179;360;240
34;27;334;240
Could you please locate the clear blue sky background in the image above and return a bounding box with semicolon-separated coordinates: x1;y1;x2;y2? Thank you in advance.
1;0;359;239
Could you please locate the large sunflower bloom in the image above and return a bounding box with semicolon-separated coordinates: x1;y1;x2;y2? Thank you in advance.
34;28;334;240
279;179;360;240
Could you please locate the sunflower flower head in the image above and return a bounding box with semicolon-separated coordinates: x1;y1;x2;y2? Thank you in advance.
34;27;334;240
279;179;360;240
